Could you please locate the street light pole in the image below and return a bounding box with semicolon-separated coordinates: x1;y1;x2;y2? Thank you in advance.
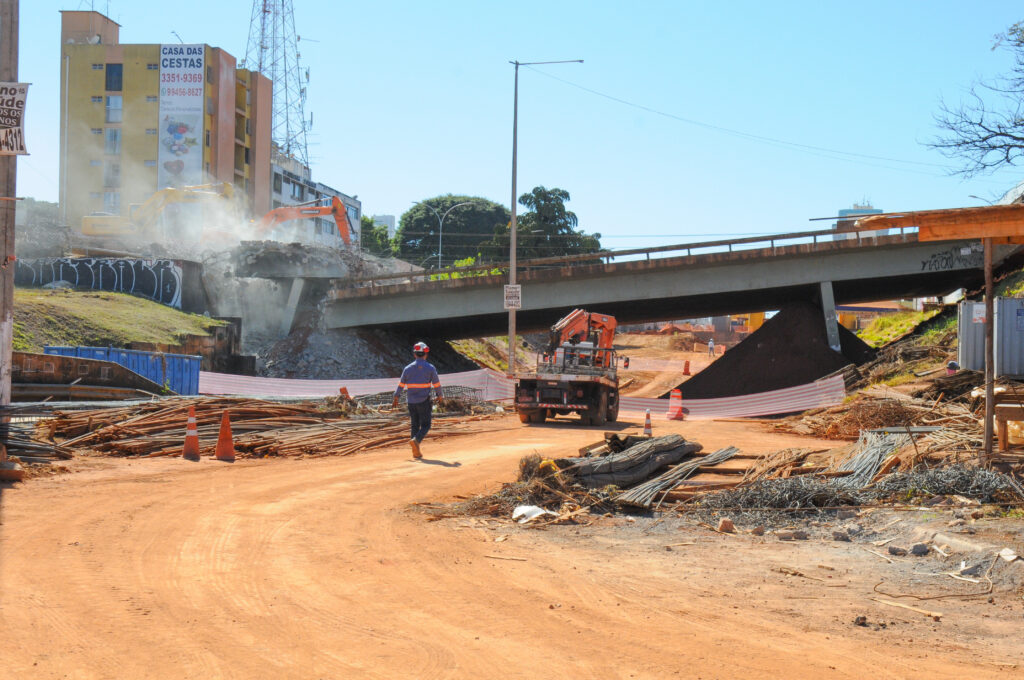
507;58;582;375
412;200;475;270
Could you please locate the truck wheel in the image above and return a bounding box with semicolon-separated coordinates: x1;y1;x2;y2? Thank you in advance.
519;408;539;424
588;388;608;426
607;390;620;422
534;409;547;423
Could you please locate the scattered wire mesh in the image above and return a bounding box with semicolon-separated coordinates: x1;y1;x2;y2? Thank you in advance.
872;465;1024;503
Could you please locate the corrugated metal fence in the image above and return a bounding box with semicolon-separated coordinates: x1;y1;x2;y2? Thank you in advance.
44;346;201;395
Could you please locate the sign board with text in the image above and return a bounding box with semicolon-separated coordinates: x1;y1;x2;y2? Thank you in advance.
0;83;29;155
503;284;521;310
158;45;205;188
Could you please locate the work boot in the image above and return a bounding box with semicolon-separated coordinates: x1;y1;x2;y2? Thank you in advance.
410;438;422;459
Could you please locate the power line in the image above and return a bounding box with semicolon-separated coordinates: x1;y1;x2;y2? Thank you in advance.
523;65;1015;183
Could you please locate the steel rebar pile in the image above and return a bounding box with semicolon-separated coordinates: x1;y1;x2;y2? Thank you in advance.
832;430;912;488
39;396;493;458
616;446;738;508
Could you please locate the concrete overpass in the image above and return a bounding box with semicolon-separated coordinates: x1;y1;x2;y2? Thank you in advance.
324;229;1017;340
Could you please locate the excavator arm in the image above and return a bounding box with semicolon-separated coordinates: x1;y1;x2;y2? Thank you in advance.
81;182;234;237
254;196;352;246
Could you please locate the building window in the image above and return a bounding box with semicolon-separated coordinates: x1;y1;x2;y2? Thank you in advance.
103;161;121;188
91;63;103;70
144;160;157;167
105;95;122;123
103;192;120;213
273;173;282;193
105;63;123;91
290;182;303;200
207;66;214;83
245;119;251;136
104;128;121;155
147;63;158;70
204;162;210;173
273;200;281;209
146;95;157;103
91;95;103;103
205;130;210;147
145;128;157;135
91;128;102;135
89;160;102;167
244;147;250;164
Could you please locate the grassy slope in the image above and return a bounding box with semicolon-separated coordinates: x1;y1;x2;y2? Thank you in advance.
13;288;226;353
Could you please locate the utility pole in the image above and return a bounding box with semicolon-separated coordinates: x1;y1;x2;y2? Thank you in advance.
0;0;19;412
507;58;582;375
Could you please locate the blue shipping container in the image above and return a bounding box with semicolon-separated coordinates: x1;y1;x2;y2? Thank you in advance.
43;346;201;395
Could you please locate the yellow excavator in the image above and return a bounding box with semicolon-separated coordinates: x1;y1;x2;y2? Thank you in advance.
81;183;235;238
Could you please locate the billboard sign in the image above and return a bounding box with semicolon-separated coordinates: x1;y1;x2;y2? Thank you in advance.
158;45;204;188
0;82;29;155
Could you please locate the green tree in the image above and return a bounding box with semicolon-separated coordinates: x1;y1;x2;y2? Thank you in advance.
360;215;394;257
394;195;510;268
481;186;601;262
931;22;1024;177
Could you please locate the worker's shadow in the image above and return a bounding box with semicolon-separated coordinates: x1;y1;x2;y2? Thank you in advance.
418;458;461;468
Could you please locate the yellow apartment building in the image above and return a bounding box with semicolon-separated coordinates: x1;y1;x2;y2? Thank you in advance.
59;10;272;236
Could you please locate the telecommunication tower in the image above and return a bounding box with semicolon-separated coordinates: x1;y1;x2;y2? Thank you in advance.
244;0;310;167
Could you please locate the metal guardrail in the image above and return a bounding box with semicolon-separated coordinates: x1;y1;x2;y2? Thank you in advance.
339;225;918;289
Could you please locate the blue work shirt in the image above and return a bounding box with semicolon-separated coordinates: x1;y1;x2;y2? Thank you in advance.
395;358;442;404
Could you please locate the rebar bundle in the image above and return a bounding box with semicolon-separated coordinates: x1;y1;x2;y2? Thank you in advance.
616;446;738;508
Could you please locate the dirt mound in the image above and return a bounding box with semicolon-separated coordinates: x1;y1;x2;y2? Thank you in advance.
260;327;480;379
665;302;875;399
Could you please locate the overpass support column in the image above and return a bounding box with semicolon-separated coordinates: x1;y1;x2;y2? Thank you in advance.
819;281;841;353
281;278;306;336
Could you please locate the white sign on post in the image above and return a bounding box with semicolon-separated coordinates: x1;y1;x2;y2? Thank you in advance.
0;82;29;155
504;284;522;310
972;303;986;324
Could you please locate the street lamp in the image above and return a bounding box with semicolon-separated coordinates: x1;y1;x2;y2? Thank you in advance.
412;200;475;270
507;58;583;375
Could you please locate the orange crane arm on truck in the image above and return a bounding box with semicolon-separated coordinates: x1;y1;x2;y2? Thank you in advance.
547;308;617;367
253;196;352;246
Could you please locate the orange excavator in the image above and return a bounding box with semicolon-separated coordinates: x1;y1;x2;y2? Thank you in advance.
253;196;352;246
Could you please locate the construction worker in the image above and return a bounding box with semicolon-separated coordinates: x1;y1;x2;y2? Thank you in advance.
392;342;443;459
707;338;715;356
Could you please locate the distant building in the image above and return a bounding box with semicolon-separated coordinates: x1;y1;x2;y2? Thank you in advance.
269;149;361;248
372;214;396;239
833;202;883;241
58;10;272;231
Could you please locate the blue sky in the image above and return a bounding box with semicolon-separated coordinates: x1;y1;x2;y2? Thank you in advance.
18;1;1024;250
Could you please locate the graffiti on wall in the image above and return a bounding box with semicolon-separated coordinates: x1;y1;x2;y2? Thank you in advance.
920;245;983;273
15;257;183;308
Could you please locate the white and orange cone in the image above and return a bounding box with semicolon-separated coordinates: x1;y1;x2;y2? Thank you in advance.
182;406;200;461
643;409;653;437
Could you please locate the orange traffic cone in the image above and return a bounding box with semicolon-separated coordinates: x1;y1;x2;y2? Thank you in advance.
643;409;653;437
683;360;691;376
215;411;236;462
182;406;200;461
667;389;685;420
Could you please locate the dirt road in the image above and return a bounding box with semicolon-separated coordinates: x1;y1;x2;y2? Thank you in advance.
0;416;1019;679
